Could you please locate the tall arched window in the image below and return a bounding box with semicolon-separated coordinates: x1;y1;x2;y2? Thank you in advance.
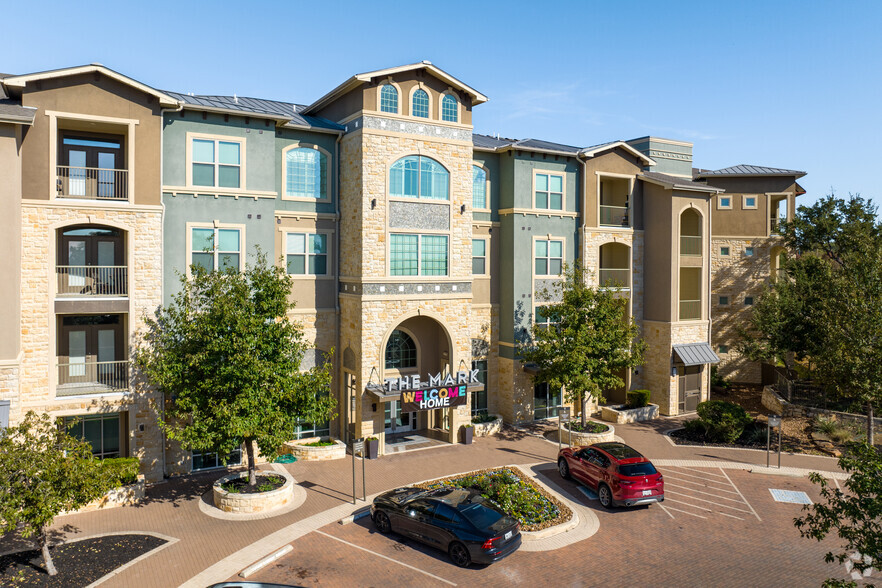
412;89;429;118
441;94;458;122
380;84;398;114
390;155;449;200
385;330;417;369
284;147;327;199
472;165;486;209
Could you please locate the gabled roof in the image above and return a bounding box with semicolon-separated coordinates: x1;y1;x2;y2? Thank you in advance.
641;171;724;194
162;91;344;132
695;164;806;179
302;60;488;115
472;133;515;150
1;64;178;107
0;99;36;125
580;140;655;165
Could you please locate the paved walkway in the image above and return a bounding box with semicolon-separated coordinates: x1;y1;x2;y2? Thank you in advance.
11;416;845;588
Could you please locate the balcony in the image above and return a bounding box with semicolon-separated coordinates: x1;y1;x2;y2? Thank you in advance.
57;359;129;396
599;268;630;289
57;266;127;297
679;300;701;321
680;236;702;256
57;166;128;201
600;205;629;227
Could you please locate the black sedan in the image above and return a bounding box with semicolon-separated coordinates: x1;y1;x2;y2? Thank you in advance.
370;486;521;567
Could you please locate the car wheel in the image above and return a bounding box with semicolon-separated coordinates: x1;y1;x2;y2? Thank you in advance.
598;483;614;509
373;510;391;534
448;541;471;568
558;458;570;479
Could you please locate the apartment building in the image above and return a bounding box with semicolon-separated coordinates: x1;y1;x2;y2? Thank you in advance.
0;61;804;477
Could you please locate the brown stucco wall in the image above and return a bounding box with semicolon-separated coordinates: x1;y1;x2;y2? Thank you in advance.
709;178;799;236
582;149;644;229
641;182;673;321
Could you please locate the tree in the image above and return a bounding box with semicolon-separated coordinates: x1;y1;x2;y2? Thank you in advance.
0;411;114;576
795;442;882;586
519;262;646;426
135;252;335;486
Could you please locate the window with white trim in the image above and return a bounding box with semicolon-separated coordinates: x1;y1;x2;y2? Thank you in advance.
441;94;458;122
472;165;487;209
390;234;448;276
718;196;732;209
284;147;327;199
286;233;328;275
412;89;429;118
192;138;241;188
472;239;487;274
535;240;563;275
535;173;564;210
745;247;754;257
535;306;554;329
720;246;730;256
190;227;241;272
380;84;398;114
390;156;449;200
743;195;757;209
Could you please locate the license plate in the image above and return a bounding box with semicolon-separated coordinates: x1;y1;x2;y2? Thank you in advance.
504;530;513;540
642;490;652;496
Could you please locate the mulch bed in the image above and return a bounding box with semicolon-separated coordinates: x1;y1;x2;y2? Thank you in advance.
221;474;286;494
0;534;166;587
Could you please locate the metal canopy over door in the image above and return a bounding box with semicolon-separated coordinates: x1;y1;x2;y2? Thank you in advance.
679;365;702;413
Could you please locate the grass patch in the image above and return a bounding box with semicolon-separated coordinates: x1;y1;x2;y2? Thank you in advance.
300;440;335;447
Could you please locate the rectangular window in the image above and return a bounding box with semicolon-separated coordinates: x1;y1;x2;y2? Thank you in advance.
192;447;242;471
720;246;730;256
533;382;561;420
745;247;754;257
471;360;488;417
390;234;448;276
535;306;553;329
294;421;331;440
719;296;729;305
535;239;563;275
286;233;328;275
743;195;758;209
472;166;487;209
64;413;122;459
420;235;448;276
190;227;241;272
718;196;732;209
472;239;487;274
192;138;241;189
535;173;564;210
744;296;754;306
719;345;729;354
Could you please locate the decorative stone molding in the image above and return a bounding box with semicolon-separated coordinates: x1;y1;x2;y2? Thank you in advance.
547;421;615;445
212;471;294;514
281;437;346;461
473;415;502;437
600;403;659;424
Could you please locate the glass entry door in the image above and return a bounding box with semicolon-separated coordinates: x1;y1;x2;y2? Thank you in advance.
384;400;417;435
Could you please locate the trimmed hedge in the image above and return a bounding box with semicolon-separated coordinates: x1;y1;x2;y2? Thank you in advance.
626;390;651;409
695;400;753;443
100;457;140;487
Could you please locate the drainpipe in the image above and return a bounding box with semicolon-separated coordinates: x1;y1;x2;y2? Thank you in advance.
334;132;344;442
707;192;714;401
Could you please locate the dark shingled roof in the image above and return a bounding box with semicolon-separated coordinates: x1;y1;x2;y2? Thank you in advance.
472;133;515;149
0;99;36;124
696;164;806;178
641;171;723;193
514;138;581;154
472;134;582;154
163;91;344;131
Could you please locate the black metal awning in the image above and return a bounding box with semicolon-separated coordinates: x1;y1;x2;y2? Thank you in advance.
673;342;720;366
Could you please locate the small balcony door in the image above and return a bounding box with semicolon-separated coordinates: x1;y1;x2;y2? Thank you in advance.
59;134;125;199
58;226;125;296
58;315;126;395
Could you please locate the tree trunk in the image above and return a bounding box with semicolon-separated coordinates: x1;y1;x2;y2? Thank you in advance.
581;394;588;427
245;439;257;487
40;526;57;576
868;402;875;447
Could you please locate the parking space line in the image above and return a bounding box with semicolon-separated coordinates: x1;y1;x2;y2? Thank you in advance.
664;466;727;480
658;504;676;519
662;505;707;519
665;491;753;514
716;511;745;520
664;482;743;500
664;497;713;512
833;477;841;491
315;530;457;586
662;472;741;493
719;468;762;522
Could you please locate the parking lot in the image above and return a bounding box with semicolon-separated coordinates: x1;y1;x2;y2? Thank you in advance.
246;466;851;587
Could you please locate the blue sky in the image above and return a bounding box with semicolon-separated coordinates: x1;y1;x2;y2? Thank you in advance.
6;0;880;206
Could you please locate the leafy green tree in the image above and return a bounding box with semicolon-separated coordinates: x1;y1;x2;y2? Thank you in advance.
136;252;335;486
519;262;645;426
0;411;114;576
795;442;882;587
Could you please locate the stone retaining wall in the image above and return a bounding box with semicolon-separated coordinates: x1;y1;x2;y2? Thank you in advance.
547;422;616;445
762;385;882;428
281;437;346;461
600;403;659;424
213;471;295;514
473;416;502;437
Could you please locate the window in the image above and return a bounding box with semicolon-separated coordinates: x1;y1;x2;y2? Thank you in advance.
718;196;732;209
380;84;398;114
190;227;241;272
293;420;330;440
535;240;563;275
441;94;458;122
284;147;327;199
471;360;487;417
472;239;487;274
65;413;122;459
533;382;561;420
743;195;758;209
420;235;448;275
472;165;487;209
744;296;754;306
192;138;241;189
745;247;754;257
192;447;242;471
286;233;328;275
719;296;729;305
719;345;729;354
720;246;730;256
535;173;564;210
386;330;417;369
412;89;429;118
390;156;449;201
390;234;447;276
535;306;554;329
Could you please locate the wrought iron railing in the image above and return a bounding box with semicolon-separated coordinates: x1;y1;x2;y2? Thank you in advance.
679;299;702;320
56;266;127;297
680;235;702;256
600;205;629;227
56;360;129;396
56;166;128;200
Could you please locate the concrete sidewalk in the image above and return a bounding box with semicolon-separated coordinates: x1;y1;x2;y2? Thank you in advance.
34;418;843;588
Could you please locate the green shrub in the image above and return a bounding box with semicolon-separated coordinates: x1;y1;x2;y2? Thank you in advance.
683;418;709;439
696;400;753;443
625;390;651;409
301;440;335;447
565;421;609;434
100;457;140;487
472;413;497;424
710;366;731;390
738;421;769;445
813;415;838;436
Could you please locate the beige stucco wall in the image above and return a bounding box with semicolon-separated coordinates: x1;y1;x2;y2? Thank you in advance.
582;149;643;229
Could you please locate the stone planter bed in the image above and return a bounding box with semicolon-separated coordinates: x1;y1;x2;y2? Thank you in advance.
64;475;145;515
473;415;503;437
281;436;346;461
547;421;615;445
600;403;659;424
213;471;294;514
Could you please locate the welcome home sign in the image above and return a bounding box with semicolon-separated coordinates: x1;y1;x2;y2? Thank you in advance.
384;370;479;412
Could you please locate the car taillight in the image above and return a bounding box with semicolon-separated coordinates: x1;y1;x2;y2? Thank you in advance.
482;537;501;550
658;475;663;481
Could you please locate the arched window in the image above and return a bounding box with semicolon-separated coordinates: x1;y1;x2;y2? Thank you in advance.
284;147;327;199
441;94;458;122
679;208;702;256
380;84;398;114
412;89;429;118
390;155;449;200
472;165;487;209
385;330;417;369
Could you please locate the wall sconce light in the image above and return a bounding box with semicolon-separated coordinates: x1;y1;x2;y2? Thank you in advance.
460;204;466;214
371;198;377;209
671;367;678;377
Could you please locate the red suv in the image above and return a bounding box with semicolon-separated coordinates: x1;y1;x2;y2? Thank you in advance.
557;442;664;508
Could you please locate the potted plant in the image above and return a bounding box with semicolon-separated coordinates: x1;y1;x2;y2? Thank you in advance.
461;424;474;445
365;436;380;459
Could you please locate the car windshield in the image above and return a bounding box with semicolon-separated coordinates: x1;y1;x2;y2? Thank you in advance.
459;503;503;529
619;462;658;477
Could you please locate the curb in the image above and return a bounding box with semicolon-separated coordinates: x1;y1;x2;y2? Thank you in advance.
239;544;293;578
339;506;372;525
